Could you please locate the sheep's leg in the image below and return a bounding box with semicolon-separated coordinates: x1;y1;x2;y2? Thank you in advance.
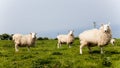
88;46;92;53
80;44;85;54
100;47;103;54
15;44;19;52
27;46;30;52
69;44;71;48
57;43;60;48
60;43;62;47
67;42;71;48
80;41;87;54
68;43;71;48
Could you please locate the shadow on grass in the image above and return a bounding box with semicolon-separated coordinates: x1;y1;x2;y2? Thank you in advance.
90;50;120;54
105;51;120;54
60;48;68;50
91;50;100;54
31;58;51;68
52;52;63;55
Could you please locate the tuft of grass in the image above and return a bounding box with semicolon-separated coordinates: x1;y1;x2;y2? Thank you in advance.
102;57;112;67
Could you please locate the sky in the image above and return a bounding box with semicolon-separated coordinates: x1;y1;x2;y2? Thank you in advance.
0;0;120;38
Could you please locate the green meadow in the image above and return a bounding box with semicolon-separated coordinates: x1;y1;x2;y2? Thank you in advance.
0;39;120;68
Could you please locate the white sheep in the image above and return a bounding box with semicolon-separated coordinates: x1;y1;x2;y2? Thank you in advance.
110;38;115;45
79;23;112;54
57;30;74;48
12;32;37;52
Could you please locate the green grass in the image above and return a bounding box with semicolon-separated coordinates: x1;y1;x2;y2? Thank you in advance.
0;39;120;68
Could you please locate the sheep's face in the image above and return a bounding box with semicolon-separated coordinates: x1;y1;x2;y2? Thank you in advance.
69;31;74;35
30;33;37;39
100;24;110;33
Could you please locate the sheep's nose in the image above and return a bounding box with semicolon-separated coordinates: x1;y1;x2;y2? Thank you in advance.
105;30;107;32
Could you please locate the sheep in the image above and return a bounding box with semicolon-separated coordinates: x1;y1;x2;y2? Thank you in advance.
110;38;115;45
79;23;112;54
57;30;74;48
12;32;37;52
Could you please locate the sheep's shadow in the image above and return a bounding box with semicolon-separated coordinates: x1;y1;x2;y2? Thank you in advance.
52;52;63;55
105;51;120;54
90;50;100;54
90;50;120;54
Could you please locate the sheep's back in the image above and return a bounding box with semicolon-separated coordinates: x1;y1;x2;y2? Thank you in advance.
13;34;23;44
20;35;34;46
57;35;68;42
79;29;99;44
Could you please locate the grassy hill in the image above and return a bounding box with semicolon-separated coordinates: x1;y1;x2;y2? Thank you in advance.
0;39;120;68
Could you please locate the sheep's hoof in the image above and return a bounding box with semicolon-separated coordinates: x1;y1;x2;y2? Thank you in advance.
101;51;104;54
101;52;104;54
15;50;19;52
80;53;82;55
15;51;19;53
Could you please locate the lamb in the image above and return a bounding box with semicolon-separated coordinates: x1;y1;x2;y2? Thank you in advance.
57;30;74;48
110;38;115;45
12;32;37;52
79;23;112;54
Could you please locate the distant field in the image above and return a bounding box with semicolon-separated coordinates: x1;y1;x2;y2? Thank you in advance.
0;39;120;68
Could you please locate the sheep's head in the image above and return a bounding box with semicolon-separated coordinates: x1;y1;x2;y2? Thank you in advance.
30;32;37;39
110;39;115;45
68;30;74;36
100;23;111;33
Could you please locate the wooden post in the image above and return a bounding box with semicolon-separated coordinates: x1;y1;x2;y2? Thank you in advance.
93;22;96;28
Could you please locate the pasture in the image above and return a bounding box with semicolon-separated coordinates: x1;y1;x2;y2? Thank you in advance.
0;39;120;68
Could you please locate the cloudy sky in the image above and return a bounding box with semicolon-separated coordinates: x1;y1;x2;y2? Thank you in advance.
0;0;120;38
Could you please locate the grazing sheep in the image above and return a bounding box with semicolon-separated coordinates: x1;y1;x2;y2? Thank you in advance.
79;23;112;54
57;30;74;48
12;32;37;52
110;38;115;45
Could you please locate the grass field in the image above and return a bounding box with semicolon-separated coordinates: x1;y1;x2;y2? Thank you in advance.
0;39;120;68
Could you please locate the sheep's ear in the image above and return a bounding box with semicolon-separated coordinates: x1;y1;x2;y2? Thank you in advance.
108;22;110;25
101;24;104;26
68;30;70;32
72;30;74;32
30;33;32;35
